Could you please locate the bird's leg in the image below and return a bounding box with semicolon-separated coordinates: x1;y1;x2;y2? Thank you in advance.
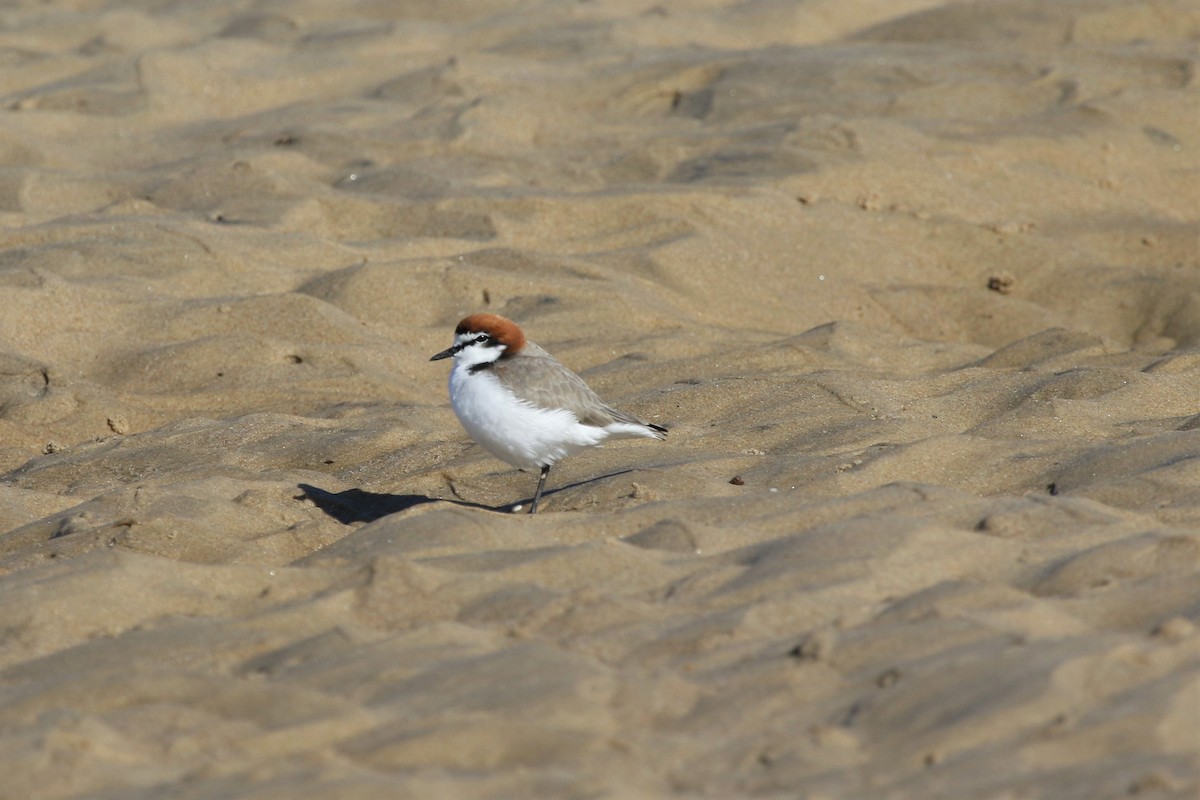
529;465;550;514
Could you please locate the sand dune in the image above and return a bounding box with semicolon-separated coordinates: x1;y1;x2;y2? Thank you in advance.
1;1;1197;797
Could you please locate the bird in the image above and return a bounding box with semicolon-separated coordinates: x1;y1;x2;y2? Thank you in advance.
430;313;667;513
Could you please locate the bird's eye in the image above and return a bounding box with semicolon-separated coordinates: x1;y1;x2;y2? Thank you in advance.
476;334;490;344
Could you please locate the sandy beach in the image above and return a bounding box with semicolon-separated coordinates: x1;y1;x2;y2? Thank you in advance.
1;1;1198;797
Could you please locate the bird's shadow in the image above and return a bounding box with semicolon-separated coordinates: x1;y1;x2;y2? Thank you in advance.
297;468;639;524
295;484;486;524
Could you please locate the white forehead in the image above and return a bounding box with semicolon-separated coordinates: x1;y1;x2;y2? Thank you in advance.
457;329;503;345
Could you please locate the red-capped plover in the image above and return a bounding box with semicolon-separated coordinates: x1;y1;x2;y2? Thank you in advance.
431;313;667;513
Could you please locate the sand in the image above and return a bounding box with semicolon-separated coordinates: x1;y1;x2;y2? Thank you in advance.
1;0;1198;797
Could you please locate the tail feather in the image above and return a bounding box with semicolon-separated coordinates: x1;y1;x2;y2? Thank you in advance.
602;418;668;441
602;405;668;440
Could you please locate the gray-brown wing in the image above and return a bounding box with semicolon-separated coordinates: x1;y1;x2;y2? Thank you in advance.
493;350;622;428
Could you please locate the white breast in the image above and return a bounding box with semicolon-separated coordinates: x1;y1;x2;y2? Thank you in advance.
449;364;608;469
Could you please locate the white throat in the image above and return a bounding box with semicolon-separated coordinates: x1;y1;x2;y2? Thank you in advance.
453;334;506;369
